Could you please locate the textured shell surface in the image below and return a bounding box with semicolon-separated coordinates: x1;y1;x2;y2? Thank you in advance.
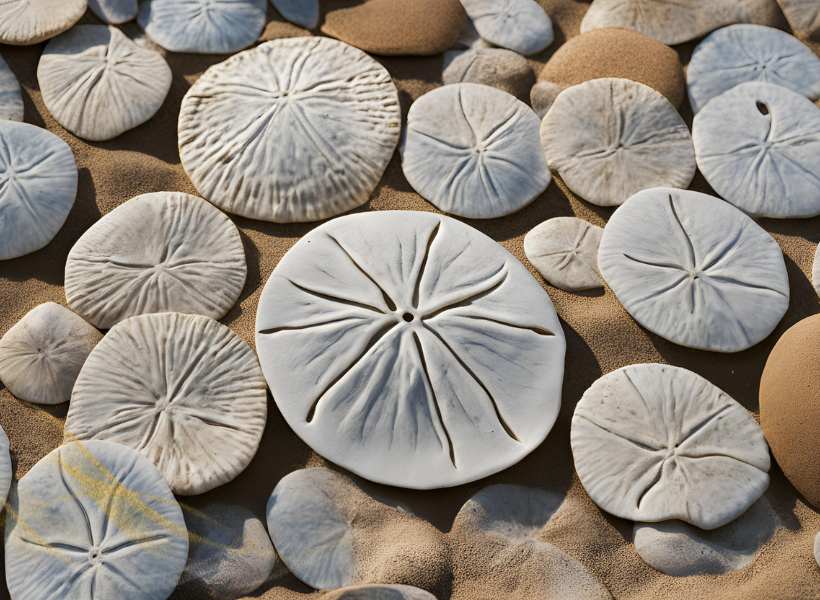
524;217;604;291
0;0;86;45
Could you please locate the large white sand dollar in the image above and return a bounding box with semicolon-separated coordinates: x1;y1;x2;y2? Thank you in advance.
693;82;820;219
0;0;86;45
0;426;10;513
572;363;770;529
460;0;554;55
540;78;695;207
0;120;78;261
0;55;23;122
256;211;566;489
65;192;246;329
137;0;266;54
89;0;138;24
598;188;789;352
524;217;603;291
401;83;549;219
179;38;401;223
4;440;188;600
38;25;172;142
64;313;268;495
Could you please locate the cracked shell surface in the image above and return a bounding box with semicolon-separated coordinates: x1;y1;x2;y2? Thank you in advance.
65;192;246;329
324;585;437;600
0;302;101;405
540;78;695;207
4;440;188;600
401;83;549;219
460;0;553;55
598;187;789;352
0;426;9;512
271;0;319;29
0;55;23;121
179;37;400;222
0;120;78;261
38;26;172;142
0;0;85;45
137;0;266;54
524;217;603;291
571;363;770;529
693;81;820;219
256;211;566;489
64;313;268;495
687;25;820;114
89;0;138;24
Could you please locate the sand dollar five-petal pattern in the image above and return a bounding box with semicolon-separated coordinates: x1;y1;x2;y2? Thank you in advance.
256;211;566;489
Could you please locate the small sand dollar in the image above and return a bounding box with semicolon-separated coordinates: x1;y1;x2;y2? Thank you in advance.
256;211;566;489
572;363;770;529
693;82;820;219
272;0;319;29
179;37;400;223
598;188;789;352
0;426;10;512
540;78;695;207
4;440;188;600
138;0;266;54
0;0;86;45
524;217;604;292
402;83;550;218
460;0;553;55
38;25;172;142
64;312;268;495
0;55;23;122
65;192;246;329
89;0;138;24
324;585;437;600
0;120;78;261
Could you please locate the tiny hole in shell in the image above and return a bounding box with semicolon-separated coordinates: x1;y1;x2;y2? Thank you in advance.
756;101;769;115
402;312;414;322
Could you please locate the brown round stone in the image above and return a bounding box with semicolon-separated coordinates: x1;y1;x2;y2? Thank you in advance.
538;27;685;108
760;314;820;509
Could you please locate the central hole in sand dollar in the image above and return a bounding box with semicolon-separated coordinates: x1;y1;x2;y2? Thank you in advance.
756;101;769;116
402;312;414;323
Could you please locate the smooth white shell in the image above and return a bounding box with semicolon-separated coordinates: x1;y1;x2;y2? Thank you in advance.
524;217;604;291
0;0;86;45
271;0;319;29
0;55;23;122
88;0;138;24
460;0;553;55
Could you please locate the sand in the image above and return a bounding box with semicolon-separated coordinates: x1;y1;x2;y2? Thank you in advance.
1;2;819;599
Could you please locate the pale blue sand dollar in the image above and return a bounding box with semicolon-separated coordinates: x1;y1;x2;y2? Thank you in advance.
693;82;820;218
256;211;566;489
0;55;23;122
0;0;86;45
271;0;319;29
524;217;604;292
88;0;138;24
460;0;553;55
598;188;789;352
0;426;9;513
4;440;188;600
0;120;78;261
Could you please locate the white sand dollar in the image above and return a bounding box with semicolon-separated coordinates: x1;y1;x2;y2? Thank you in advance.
256;211;566;489
179;37;400;223
687;25;820;114
324;585;437;600
0;302;101;405
540;78;695;207
64;312;268;495
0;120;78;261
0;426;10;513
571;363;770;529
814;245;820;297
0;55;23;122
89;0;138;24
65;192;246;329
0;0;86;45
272;0;319;29
598;188;789;352
524;217;603;291
402;83;550;219
460;0;553;55
4;440;188;600
693;82;820;219
38;26;171;142
138;0;266;54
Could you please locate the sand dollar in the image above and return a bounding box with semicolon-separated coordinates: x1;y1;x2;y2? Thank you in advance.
64;312;268;495
442;48;534;100
137;0;266;54
597;187;789;352
89;0;138;24
693;81;820;219
0;426;9;512
0;0;86;45
0;120;78;261
38;25;172;142
571;363;770;529
179;37;400;223
460;0;553;55
401;83;550;218
324;585;437;600
256;211;566;489
65;192;246;329
540;78;695;207
272;0;319;29
524;217;604;292
0;55;23;122
4;440;188;600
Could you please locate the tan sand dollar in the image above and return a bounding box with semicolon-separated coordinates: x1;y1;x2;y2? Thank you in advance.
65;192;246;329
0;55;23;122
256;211;566;489
540;78;695;207
0;0;86;46
460;0;554;55
0;120;78;261
571;364;770;529
89;0;138;24
4;440;188;600
64;313;268;495
38;25;172;142
443;48;534;100
0;302;101;405
271;0;319;29
179;38;400;223
598;188;789;352
524;217;604;292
